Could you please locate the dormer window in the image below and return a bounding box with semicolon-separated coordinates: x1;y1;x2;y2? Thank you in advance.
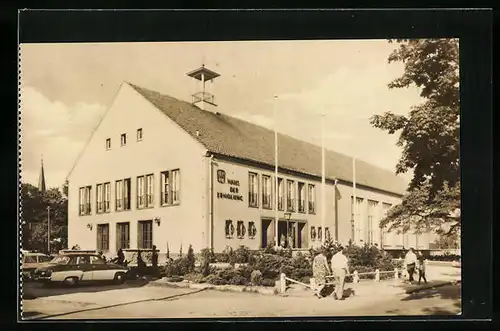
137;128;143;141
121;133;127;146
106;138;111;150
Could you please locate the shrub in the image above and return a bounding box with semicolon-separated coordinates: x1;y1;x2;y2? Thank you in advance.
167;254;196;276
428;254;460;261
250;270;263;286
261;278;276;287
205;266;251;286
234;245;251;263
186;245;196;273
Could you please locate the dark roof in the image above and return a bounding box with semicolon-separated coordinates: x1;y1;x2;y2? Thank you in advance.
128;83;407;196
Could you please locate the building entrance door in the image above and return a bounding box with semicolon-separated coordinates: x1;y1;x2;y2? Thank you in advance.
261;218;275;248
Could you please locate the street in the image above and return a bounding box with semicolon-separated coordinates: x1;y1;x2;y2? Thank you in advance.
22;280;461;319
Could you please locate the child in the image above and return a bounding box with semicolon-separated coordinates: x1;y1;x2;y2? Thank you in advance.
417;251;427;284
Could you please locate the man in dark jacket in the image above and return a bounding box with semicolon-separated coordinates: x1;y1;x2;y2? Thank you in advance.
152;245;159;278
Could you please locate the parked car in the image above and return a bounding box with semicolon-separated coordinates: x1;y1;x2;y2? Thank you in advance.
33;252;129;286
22;252;52;280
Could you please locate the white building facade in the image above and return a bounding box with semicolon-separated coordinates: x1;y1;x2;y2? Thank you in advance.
67;71;436;255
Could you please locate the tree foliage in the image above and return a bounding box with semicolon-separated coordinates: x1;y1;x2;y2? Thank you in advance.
371;39;460;236
21;183;68;253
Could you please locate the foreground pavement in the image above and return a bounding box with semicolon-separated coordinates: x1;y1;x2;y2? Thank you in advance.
22;282;461;319
21;264;461;320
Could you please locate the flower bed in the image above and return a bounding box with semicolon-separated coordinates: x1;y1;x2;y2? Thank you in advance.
166;242;409;287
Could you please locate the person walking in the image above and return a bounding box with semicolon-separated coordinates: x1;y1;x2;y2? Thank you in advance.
330;245;350;300
116;248;125;266
404;248;418;284
417;251;427;284
136;249;146;278
312;247;331;298
152;245;159;278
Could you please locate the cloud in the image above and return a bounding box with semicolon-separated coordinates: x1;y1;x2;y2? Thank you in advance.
19;86;106;187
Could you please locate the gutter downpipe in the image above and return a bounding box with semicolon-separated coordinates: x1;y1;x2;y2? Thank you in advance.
208;153;214;250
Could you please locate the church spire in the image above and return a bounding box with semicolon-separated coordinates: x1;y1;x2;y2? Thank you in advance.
38;155;46;193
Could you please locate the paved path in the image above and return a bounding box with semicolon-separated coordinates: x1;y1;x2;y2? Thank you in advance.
22;283;461;319
21;265;461;320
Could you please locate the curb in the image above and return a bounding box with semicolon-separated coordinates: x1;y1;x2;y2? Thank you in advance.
404;279;461;294
148;279;277;295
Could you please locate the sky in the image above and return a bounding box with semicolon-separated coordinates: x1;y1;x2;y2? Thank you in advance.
19;40;422;189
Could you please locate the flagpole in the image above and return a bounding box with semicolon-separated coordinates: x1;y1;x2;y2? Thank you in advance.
321;113;326;244
274;95;279;248
352;156;356;243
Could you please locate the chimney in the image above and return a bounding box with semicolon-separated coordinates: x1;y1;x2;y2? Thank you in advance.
187;64;220;113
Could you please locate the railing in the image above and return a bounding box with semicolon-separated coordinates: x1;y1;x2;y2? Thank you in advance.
298;200;306;213
308;201;315;214
262;194;272;209
192;91;216;105
277;267;404;294
278;197;284;211
248;193;258;207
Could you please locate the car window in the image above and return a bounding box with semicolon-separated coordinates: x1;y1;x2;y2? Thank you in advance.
51;256;71;265
78;256;91;265
38;256;52;263
24;256;37;263
90;256;106;265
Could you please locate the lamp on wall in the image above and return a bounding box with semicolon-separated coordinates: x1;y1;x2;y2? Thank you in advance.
86;223;93;231
154;217;161;226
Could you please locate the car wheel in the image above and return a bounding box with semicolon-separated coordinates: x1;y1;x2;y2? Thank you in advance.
114;272;126;284
64;276;79;287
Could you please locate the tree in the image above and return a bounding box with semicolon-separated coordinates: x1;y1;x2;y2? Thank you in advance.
370;39;460;236
20;183;68;253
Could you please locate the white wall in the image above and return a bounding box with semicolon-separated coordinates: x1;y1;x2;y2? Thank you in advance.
67;83;208;254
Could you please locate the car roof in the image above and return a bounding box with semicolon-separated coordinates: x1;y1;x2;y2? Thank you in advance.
60;252;98;256
24;252;49;257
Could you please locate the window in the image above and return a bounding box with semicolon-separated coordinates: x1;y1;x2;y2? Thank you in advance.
307;184;315;214
367;200;378;245
24;256;37;263
38;255;52;263
96;183;104;213
137;128;143;141
106;138;111;150
146;174;154;207
351;197;364;243
115;178;131;211
79;186;92;215
311;226;317;240
96;182;111;213
121;133;127;146
137;175;154;209
237;221;246;238
161;169;180;205
248;172;258;207
298;182;306;213
277;178;284;211
90;256;106;265
225;220;235;239
138;220;153;249
116;222;130;250
381;203;392;246
248;221;256;239
103;182;111;212
78;256;90;265
262;175;272;209
286;180;295;212
317;227;323;241
325;227;331;240
96;224;109;252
